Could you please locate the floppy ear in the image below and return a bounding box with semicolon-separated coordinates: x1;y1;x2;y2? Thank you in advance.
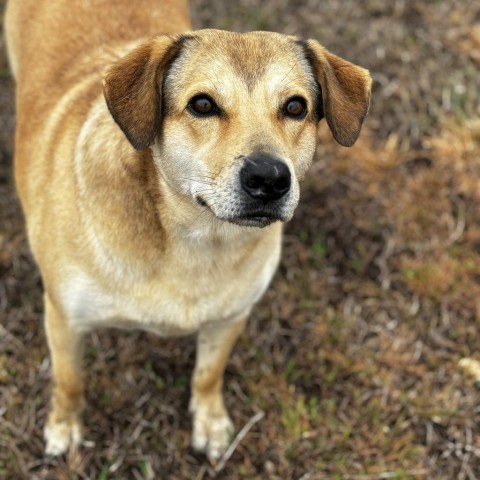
302;40;372;147
103;35;185;150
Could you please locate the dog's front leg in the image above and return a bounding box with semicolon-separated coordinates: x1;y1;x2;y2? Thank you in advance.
43;293;85;455
190;314;248;460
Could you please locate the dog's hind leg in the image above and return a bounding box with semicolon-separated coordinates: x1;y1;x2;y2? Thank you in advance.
189;314;248;460
43;293;85;455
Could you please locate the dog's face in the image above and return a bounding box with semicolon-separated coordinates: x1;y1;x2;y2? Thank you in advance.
104;30;371;227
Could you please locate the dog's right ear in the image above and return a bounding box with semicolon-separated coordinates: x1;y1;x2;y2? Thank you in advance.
103;36;185;151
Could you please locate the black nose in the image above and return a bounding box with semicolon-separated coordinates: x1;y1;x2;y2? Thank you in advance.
240;153;291;201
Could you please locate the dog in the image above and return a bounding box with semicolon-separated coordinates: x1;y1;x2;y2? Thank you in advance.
4;0;371;460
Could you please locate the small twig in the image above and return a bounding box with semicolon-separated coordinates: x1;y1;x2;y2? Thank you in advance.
342;469;428;479
298;472;314;480
375;236;396;290
195;464;208;480
446;195;466;246
0;323;25;350
214;410;265;473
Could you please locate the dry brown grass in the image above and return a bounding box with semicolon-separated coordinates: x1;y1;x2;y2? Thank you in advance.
1;1;480;479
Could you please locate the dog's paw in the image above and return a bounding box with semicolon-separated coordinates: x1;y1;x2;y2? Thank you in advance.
44;415;83;456
191;405;234;460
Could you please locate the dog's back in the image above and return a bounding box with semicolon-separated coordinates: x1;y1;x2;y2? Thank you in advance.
5;0;190;83
4;0;190;220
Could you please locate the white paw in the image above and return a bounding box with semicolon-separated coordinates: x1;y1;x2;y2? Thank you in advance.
191;407;234;460
44;417;83;456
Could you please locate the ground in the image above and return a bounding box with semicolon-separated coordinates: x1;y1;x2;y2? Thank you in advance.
1;1;480;479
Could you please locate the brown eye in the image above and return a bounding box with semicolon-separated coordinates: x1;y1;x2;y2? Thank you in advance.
188;95;218;116
283;97;307;119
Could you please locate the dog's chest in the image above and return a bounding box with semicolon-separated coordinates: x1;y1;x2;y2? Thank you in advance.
61;238;280;335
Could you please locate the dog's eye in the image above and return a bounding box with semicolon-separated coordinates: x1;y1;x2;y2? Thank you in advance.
188;95;218;116
283;97;307;119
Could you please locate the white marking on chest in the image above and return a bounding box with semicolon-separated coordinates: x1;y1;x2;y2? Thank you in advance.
61;246;278;336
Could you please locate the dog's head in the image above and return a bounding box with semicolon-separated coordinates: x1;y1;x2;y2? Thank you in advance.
104;30;371;228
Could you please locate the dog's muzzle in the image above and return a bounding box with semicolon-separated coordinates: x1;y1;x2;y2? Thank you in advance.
225;153;292;227
197;153;295;228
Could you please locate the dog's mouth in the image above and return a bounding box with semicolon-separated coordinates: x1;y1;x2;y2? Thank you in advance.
227;212;280;228
196;196;282;228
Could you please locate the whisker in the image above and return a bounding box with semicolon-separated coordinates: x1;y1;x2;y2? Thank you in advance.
280;62;298;85
190;206;214;228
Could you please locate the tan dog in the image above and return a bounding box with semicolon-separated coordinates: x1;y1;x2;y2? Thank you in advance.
4;0;371;460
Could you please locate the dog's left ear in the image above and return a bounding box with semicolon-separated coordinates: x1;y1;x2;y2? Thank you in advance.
302;40;372;147
103;35;185;151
